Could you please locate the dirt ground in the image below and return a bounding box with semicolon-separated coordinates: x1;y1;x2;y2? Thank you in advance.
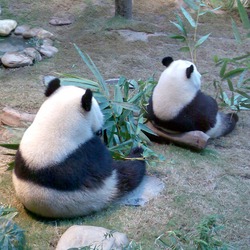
0;0;249;249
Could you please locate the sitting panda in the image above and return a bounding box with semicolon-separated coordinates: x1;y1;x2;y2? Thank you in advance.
13;78;146;218
147;57;238;138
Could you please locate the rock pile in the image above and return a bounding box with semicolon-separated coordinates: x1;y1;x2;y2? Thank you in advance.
0;19;58;68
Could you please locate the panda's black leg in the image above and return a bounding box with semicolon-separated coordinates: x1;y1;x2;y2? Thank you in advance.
112;147;146;194
221;112;239;136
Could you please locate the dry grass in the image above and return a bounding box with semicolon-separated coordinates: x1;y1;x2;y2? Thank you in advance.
0;0;249;249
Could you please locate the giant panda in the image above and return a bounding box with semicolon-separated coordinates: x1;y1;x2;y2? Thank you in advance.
13;78;146;218
147;56;238;138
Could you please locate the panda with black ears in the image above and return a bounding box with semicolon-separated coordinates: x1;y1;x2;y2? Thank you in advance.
13;78;146;218
147;57;238;138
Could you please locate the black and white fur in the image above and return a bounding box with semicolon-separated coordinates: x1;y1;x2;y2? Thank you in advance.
147;57;238;138
13;78;145;218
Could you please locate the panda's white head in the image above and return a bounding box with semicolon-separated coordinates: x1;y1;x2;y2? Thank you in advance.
20;78;104;168
152;57;201;120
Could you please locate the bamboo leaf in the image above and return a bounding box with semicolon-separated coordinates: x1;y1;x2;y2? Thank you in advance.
113;85;123;116
199;6;221;16
237;0;250;29
183;0;198;10
181;6;196;28
219;60;228;77
194;33;210;48
170;21;186;35
237;70;248;88
138;123;157;136
235;90;250;99
222;68;245;79
240;103;250;109
227;79;234;91
0;144;19;150
176;14;187;36
73;44;110;97
169;34;186;41
128;91;144;104
61;78;99;91
109;139;133;151
6;161;15;171
230;91;235;106
231;18;242;43
112;101;140;112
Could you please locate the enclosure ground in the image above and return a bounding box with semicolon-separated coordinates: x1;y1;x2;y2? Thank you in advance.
0;0;249;249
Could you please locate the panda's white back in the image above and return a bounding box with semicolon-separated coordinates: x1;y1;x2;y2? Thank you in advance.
153;59;201;120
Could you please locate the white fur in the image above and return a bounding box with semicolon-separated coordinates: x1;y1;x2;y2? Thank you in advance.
206;113;223;138
19;86;104;168
153;59;201;120
13;170;118;218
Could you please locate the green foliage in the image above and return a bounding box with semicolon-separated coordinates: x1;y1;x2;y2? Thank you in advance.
169;0;220;64
231;0;250;42
213;2;250;111
0;205;25;250
61;44;164;165
213;53;250;111
155;215;230;249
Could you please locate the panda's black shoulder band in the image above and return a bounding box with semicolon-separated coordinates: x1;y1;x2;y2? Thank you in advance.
162;57;173;67
45;78;61;97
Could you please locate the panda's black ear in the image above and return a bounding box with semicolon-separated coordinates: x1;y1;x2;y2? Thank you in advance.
45;78;61;97
162;57;174;67
81;89;92;111
186;65;194;79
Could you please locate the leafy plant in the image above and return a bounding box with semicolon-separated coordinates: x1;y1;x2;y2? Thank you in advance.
61;44;164;165
213;53;250;111
155;215;230;249
170;0;220;64
0;205;25;250
213;0;250;111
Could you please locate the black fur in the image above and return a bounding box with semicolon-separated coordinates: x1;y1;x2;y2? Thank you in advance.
217;112;238;136
186;65;194;79
162;57;174;67
15;138;146;193
45;78;61;97
82;89;92;111
15;136;113;191
147;90;218;133
112;147;145;194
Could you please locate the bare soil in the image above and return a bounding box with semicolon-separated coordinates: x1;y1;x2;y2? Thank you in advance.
0;0;249;249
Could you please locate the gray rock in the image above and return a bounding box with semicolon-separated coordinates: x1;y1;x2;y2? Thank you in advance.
23;47;42;62
36;29;54;40
56;225;129;250
14;25;30;36
117;30;149;42
0;20;17;36
117;176;165;206
49;17;74;26
22;27;41;39
42;38;53;46
37;44;58;57
1;51;33;68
